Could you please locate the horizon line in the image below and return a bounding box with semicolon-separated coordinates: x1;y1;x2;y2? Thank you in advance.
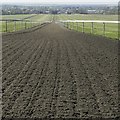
1;2;118;5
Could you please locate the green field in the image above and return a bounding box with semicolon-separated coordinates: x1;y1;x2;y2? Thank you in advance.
0;20;38;32
1;21;34;32
56;14;118;39
0;14;118;39
27;14;53;22
56;14;118;21
63;22;118;39
1;14;35;19
0;14;53;32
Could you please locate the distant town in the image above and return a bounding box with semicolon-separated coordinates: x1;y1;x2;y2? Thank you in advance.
1;4;118;15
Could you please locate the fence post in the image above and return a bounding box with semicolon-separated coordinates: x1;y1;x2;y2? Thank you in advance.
72;22;74;30
70;22;71;29
14;21;16;32
76;22;77;31
69;22;71;30
28;21;29;28
68;22;69;29
68;22;70;29
82;22;84;33
29;21;31;28
25;21;27;29
21;21;22;29
63;22;65;27
6;21;7;32
91;22;94;34
31;20;32;28
77;22;78;31
103;22;105;36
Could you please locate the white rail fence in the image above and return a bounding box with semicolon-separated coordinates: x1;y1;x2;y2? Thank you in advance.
59;20;119;39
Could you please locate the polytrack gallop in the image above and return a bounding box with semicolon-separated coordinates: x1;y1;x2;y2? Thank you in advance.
2;23;119;119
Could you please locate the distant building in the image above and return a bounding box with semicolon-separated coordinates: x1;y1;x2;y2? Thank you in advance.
87;10;97;14
57;11;61;14
45;11;50;14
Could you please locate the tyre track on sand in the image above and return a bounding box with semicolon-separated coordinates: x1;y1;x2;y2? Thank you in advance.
2;36;28;54
76;37;118;112
20;41;53;118
2;35;31;61
2;39;46;96
62;41;78;118
2;27;46;59
65;38;102;118
50;36;78;118
2;38;36;80
2;35;26;53
2;38;33;73
4;39;52;118
2;39;44;92
2;28;42;52
2;39;48;117
69;35;118;117
27;36;61;118
47;38;61;118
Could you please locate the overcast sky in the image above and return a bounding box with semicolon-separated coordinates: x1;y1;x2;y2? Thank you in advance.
0;0;119;4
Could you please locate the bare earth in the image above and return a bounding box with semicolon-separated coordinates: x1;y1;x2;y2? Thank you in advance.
2;23;119;119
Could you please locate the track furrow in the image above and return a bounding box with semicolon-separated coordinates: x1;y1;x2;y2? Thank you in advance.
20;41;53;118
2;39;44;88
65;38;102;117
2;39;48;117
48;39;61;118
2;22;118;119
69;35;118;117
